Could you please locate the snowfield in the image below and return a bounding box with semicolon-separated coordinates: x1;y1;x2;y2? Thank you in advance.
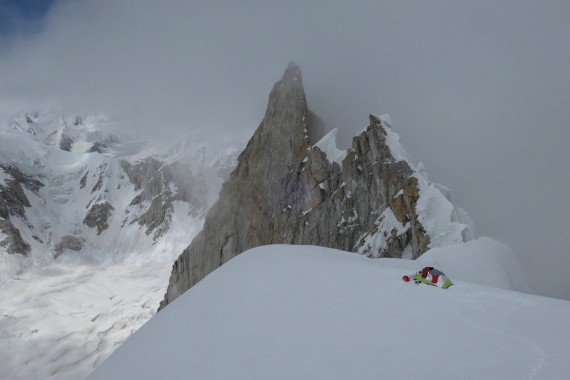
89;243;570;380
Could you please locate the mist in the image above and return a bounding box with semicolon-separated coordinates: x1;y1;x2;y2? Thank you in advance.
1;0;569;299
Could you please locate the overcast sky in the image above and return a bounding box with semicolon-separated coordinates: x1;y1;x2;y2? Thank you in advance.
1;0;569;299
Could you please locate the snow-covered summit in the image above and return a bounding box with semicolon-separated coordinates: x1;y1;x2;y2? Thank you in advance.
6;112;125;154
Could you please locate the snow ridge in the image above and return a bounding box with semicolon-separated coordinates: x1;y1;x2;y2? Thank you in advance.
89;245;570;380
352;115;473;257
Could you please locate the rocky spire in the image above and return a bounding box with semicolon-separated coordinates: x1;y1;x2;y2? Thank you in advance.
234;61;311;209
160;63;314;308
159;64;472;310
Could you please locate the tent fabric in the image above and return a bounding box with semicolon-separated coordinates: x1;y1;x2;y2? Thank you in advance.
413;267;453;289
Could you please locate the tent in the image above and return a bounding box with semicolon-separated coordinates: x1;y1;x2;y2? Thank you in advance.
406;267;453;289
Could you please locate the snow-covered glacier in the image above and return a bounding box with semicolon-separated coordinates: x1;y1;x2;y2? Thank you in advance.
0;112;240;379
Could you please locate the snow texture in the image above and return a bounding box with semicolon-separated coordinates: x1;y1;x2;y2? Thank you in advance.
415;172;474;247
313;128;347;166
90;244;570;380
381;114;411;162
0;259;172;380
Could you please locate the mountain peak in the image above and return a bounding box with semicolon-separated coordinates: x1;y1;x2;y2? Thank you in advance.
159;64;473;309
263;62;307;122
283;61;302;82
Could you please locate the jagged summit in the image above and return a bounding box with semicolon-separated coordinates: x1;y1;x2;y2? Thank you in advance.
231;62;317;217
259;61;308;142
261;62;324;145
277;61;303;86
159;64;473;309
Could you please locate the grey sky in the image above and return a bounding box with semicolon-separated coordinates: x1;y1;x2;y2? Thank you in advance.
1;0;569;299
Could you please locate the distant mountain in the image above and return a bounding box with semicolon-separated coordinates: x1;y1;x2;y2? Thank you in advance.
9;113;122;154
0;112;240;286
160;63;474;309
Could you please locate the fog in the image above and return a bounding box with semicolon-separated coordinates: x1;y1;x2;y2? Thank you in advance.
1;0;569;299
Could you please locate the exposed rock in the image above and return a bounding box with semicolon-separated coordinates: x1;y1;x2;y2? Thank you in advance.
0;164;44;198
0;219;31;255
0;165;43;255
121;158;208;239
91;176;104;193
2;112;237;285
122;158;166;199
45;129;74;151
83;202;114;235
160;63;472;310
0;176;30;219
136;196;173;239
54;235;85;258
88;141;107;153
80;171;88;189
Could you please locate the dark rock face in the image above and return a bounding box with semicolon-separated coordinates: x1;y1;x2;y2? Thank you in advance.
0;219;31;255
121;158;208;240
45;129;74;151
159;63;452;310
54;235;85;258
83;202;115;235
0;165;44;255
2;113;237;284
88;142;107;153
274;114;430;257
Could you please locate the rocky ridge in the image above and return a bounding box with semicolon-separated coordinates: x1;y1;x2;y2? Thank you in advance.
0;164;44;255
160;63;473;309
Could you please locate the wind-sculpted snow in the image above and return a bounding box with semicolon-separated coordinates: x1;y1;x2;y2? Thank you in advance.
90;244;569;379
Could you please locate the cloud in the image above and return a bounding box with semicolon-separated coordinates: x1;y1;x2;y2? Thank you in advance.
0;0;54;41
1;0;569;299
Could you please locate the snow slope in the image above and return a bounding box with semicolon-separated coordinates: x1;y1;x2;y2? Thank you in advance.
89;243;569;379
